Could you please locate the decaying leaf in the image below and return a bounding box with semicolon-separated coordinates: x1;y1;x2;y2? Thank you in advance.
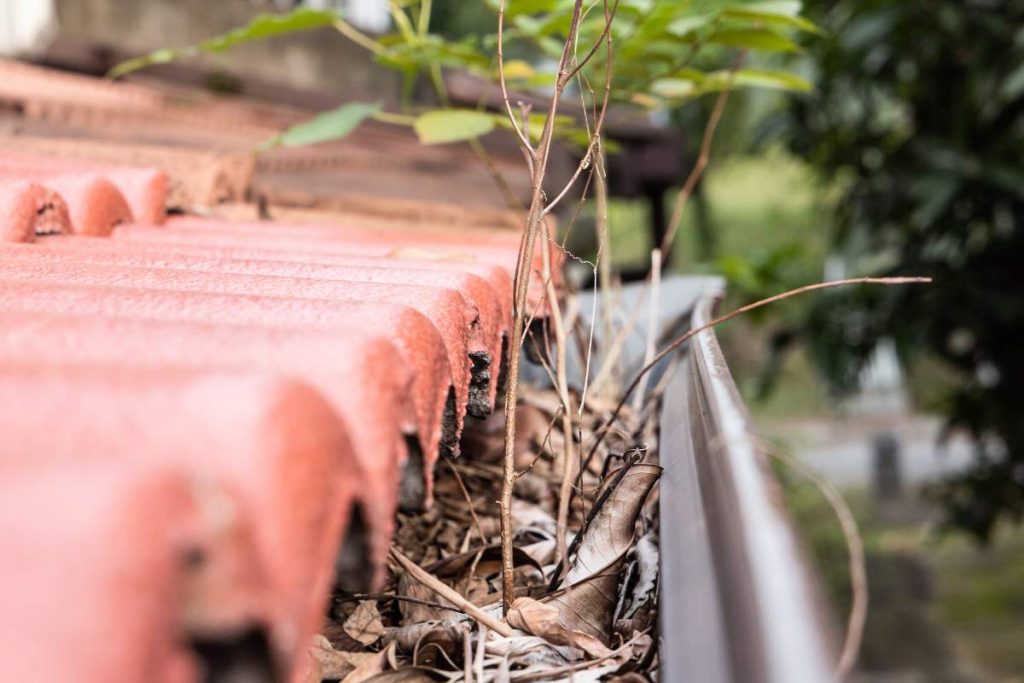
507;597;613;659
308;635;379;681
363;668;439;683
344;600;386;645
341;642;393;683
623;532;659;619
397;573;449;624
548;464;662;642
382;622;463;654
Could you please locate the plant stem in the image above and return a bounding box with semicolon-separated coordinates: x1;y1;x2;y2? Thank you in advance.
584;276;933;467
541;222;577;575
498;0;587;616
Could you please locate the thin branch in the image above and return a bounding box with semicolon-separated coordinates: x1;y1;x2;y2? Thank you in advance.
541;222;578;575
542;139;598;216
337;592;466;614
389;547;515;637
766;444;867;680
564;0;622;82
498;0;588;616
632;248;662;411
333;19;389;55
497;0;534;154
659;51;746;260
445;459;486;544
584;276;933;466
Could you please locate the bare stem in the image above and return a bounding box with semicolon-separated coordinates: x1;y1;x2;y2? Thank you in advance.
584;276;933;466
659;52;745;261
541;222;577;575
389;547;515;637
498;0;588;616
766;445;867;680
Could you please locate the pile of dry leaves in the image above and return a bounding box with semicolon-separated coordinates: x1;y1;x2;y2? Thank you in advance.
308;387;661;683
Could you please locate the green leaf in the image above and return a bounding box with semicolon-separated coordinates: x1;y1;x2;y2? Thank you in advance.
651;78;700;99
721;2;823;35
109;8;342;78
666;14;712;38
707;27;802;52
259;102;382;151
714;68;812;92
414;109;495;144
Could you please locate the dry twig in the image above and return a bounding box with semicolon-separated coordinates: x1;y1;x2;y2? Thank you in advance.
497;0;589;616
389;547;515;637
585;276;933;465
766;444;867;680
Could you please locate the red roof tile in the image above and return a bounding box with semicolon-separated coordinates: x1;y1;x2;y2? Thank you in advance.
0;365;368;677
0;310;421;565
0;181;71;242
0;59;532;683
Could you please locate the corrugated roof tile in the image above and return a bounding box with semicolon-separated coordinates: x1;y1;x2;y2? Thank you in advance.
0;366;366;674
0;310;419;570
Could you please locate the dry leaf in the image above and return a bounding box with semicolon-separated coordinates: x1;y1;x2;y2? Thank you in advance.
308;635;378;681
397;572;451;624
362;668;438;683
507;597;613;659
548;464;662;643
623;532;659;619
341;642;393;683
344;600;386;645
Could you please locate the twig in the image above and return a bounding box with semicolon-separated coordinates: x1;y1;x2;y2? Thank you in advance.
389;547;515;637
564;0;622;82
496;0;534;157
659;52;746;260
498;0;588;616
464;630;474;683
632;248;662;411
474;626;488;683
337;592;466;614
540;221;578;575
766;444;867;680
446;459;486;544
584;276;933;467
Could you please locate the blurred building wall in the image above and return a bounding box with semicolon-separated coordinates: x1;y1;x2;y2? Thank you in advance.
51;0;398;104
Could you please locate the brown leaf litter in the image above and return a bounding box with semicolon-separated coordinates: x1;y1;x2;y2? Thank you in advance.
313;388;662;682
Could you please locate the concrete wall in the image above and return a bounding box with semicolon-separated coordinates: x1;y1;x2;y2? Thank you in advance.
53;0;399;105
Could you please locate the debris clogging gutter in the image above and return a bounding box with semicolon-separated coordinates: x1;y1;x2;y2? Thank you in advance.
658;282;833;683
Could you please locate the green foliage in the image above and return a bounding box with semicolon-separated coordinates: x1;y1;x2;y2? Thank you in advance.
414;108;495;143
108;8;343;78
109;1;819;149
777;0;1024;540
259;102;383;150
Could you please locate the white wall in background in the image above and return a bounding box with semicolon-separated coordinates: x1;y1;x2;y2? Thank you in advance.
0;0;57;56
304;0;389;33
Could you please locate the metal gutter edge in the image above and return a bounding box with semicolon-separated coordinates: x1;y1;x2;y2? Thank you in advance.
659;283;834;683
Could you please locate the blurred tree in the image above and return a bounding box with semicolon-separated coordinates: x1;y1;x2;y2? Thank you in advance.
784;0;1024;540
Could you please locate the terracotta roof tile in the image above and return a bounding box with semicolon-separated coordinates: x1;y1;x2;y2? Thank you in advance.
0;181;71;242
0;275;458;468
0;245;482;440
0;154;168;225
0;60;531;683
0;310;422;567
0;365;364;677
